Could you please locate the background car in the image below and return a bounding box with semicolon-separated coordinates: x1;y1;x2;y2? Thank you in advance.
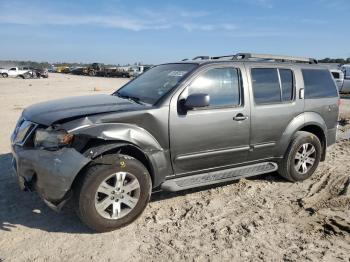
340;65;350;93
330;68;344;91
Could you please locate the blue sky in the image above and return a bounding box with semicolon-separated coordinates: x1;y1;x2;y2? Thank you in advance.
0;0;349;64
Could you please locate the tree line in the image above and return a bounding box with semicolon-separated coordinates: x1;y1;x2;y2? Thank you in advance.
318;58;350;64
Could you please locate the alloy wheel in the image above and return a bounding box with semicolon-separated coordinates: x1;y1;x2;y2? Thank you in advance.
94;172;141;219
294;143;316;174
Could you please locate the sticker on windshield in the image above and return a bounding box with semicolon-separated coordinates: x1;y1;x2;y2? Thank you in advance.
168;71;188;77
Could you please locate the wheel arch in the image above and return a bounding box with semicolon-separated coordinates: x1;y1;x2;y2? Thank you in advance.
278;112;328;161
71;140;168;193
299;124;327;161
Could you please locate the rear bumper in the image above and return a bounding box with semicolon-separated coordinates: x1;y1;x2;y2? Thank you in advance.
11;145;90;204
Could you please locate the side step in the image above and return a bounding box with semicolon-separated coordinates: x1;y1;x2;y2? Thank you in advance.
161;162;278;192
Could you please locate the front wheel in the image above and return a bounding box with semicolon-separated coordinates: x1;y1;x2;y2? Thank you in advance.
278;131;322;182
75;154;152;232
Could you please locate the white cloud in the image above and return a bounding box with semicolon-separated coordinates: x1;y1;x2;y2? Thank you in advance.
0;5;238;33
179;11;210;18
181;23;237;32
0;4;242;32
0;12;159;31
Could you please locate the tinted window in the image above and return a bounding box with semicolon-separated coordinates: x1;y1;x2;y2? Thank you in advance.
280;69;294;101
251;68;281;104
188;67;240;107
302;69;338;98
331;72;340;79
116;63;197;105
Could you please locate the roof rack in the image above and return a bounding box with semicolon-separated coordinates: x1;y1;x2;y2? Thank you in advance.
192;56;211;60
234;53;318;64
211;55;236;60
185;53;318;64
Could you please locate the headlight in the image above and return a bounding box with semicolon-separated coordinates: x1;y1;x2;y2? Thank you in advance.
34;129;74;149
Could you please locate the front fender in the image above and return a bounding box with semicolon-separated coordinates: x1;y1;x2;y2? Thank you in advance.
72;123;163;151
68;123;171;187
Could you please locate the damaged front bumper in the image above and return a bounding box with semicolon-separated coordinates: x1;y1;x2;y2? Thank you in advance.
11;145;91;210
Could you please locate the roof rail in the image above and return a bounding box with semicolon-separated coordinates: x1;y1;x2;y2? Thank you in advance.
192;56;211;60
211;55;236;60
234;53;318;64
183;53;318;64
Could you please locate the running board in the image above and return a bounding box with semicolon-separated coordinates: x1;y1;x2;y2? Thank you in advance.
161;162;278;192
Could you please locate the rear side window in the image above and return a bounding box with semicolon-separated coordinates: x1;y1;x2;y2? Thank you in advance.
280;69;294;101
331;72;340;79
302;69;338;98
251;68;294;104
188;67;240;107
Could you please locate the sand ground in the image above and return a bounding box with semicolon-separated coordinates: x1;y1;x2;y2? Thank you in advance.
0;74;349;262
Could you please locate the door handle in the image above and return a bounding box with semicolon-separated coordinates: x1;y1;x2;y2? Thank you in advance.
233;113;248;121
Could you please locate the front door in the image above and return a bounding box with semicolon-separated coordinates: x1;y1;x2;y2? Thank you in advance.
169;64;250;175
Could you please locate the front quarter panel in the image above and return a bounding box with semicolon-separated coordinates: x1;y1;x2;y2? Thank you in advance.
60;107;172;187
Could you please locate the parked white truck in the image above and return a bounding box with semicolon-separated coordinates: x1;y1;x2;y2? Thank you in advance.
0;68;8;77
1;67;30;78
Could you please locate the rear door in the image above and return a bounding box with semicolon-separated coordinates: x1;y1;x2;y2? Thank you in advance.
245;64;304;161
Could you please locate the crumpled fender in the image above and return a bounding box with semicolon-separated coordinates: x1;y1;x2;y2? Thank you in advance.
64;121;171;187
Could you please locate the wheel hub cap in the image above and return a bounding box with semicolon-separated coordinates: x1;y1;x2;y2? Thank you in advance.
294;143;316;174
94;172;141;220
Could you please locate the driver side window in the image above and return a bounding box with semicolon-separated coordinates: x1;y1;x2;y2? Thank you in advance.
188;67;241;108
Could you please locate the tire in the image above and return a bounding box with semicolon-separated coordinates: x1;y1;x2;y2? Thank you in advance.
2;73;8;78
75;154;152;232
278;131;322;182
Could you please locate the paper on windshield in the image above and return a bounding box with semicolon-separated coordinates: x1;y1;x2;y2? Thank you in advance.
168;71;188;77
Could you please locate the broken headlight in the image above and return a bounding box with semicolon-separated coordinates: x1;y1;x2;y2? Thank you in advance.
34;129;74;149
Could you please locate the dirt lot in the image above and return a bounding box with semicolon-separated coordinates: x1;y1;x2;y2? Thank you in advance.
0;74;349;262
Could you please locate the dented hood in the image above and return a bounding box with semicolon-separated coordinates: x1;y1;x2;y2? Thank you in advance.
23;94;145;125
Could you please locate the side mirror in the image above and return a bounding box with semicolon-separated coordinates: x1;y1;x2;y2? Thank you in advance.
185;93;210;109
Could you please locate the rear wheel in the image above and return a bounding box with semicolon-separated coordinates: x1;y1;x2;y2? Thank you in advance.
2;73;8;78
278;131;322;182
75;154;152;232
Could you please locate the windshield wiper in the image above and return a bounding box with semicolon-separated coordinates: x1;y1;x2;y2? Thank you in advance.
115;92;146;105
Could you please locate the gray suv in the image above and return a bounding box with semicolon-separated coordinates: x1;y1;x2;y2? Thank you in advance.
11;53;339;232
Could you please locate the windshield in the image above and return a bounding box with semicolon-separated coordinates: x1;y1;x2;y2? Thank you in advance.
115;63;197;105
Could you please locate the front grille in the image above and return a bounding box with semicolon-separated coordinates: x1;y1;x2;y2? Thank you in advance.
11;118;38;146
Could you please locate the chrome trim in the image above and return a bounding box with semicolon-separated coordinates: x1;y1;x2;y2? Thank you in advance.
253;142;276;149
175;146;250;161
